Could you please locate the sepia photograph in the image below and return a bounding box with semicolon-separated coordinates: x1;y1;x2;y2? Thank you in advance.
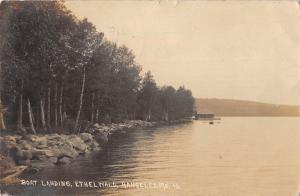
0;0;300;195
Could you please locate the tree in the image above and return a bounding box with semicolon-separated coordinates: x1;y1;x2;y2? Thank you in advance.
137;71;158;121
0;1;78;132
174;86;195;119
71;19;103;131
0;1;195;134
159;86;176;121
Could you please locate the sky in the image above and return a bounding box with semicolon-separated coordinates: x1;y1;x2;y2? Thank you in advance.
66;1;300;105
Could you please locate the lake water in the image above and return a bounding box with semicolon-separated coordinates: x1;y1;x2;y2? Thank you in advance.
5;117;300;196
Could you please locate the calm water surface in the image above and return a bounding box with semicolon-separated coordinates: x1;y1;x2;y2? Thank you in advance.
6;117;300;196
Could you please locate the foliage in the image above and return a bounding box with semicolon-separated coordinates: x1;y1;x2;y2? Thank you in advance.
0;1;195;133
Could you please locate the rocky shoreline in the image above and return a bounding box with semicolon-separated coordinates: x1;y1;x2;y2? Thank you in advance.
0;119;191;185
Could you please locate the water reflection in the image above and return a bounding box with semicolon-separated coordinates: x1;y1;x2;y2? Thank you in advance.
4;117;300;196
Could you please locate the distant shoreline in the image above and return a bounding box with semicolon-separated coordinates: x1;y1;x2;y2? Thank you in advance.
213;115;300;117
196;98;300;117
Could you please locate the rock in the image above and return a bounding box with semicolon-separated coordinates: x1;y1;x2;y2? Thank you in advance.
37;138;47;146
46;134;61;140
5;141;17;150
25;135;48;149
0;140;17;155
92;123;102;129
9;148;32;162
109;124;119;132
0;120;166;174
18;160;31;166
89;123;110;134
49;157;58;164
56;142;79;158
91;146;102;151
18;141;32;150
90;140;99;148
9;146;23;162
47;139;62;146
85;140;100;151
48;145;62;157
24;166;39;175
36;144;48;149
0;155;15;177
23;134;38;142
56;157;71;165
47;134;66;146
68;136;87;153
32;149;55;158
21;150;32;160
102;126;110;132
0;165;27;185
3;136;17;143
79;133;93;143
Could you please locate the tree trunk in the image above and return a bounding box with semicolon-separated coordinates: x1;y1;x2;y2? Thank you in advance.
95;108;99;123
0;111;5;130
31;106;35;125
40;98;46;131
34;106;39;128
27;99;36;134
0;100;6;130
147;109;152;121
91;92;95;123
17;80;23;129
75;67;86;132
63;111;67;121
54;82;58;127
59;83;63;125
47;87;51;128
163;109;169;121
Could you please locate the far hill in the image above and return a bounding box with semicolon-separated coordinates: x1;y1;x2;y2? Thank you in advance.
195;98;300;116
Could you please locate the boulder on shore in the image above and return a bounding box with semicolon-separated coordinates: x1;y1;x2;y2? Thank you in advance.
68;136;87;153
80;133;93;143
0;154;27;185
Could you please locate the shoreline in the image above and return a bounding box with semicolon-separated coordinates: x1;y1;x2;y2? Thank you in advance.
0;119;191;185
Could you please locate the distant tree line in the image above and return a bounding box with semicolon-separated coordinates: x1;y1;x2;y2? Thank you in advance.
0;1;194;134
